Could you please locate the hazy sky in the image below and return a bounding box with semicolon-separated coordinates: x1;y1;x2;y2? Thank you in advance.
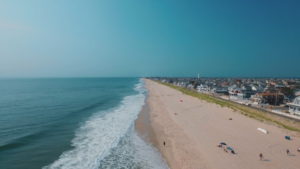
0;0;299;77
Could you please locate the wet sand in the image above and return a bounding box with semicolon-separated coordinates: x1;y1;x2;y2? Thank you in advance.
135;102;157;145
136;79;300;169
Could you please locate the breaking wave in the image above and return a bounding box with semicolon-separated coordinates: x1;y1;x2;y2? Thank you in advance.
43;80;168;169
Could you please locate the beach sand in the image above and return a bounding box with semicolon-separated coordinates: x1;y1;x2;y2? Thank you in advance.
136;79;300;169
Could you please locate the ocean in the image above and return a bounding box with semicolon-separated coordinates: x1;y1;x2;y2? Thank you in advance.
0;78;168;169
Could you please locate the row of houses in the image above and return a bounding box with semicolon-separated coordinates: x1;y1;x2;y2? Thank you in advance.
197;84;291;105
153;77;300;116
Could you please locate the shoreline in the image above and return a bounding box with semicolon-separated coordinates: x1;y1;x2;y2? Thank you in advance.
135;82;175;168
135;79;300;169
135;91;173;167
135;97;157;146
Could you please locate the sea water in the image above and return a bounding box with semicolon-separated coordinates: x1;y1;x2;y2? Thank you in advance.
0;78;168;169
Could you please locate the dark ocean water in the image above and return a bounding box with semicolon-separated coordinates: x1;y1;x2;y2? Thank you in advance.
0;78;168;169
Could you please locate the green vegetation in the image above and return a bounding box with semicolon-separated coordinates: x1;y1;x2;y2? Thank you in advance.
157;81;300;132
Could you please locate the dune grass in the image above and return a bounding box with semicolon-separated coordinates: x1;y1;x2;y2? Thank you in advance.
157;81;300;132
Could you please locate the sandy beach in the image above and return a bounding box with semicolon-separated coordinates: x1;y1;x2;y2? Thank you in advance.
136;79;300;169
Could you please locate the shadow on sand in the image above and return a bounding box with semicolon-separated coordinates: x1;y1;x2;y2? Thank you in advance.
262;159;271;162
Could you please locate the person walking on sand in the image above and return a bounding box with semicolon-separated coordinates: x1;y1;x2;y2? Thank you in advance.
259;153;263;160
286;149;290;155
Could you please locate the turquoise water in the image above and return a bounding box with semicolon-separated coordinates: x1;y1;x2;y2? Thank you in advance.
0;78;168;169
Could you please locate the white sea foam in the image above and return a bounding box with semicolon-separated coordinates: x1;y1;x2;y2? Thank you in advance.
99;127;169;169
42;80;167;169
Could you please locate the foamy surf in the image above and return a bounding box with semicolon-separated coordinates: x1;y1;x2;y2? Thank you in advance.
99;126;169;169
43;80;168;169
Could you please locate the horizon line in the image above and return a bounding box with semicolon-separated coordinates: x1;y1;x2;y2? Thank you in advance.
0;76;300;79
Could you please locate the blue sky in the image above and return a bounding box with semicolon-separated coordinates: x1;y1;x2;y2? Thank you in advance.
0;0;299;77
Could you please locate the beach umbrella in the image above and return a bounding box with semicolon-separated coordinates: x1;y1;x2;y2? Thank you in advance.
220;142;227;145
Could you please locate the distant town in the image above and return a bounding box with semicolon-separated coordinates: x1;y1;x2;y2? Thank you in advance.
150;77;300;120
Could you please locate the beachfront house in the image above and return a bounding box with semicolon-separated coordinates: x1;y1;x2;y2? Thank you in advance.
241;85;256;98
229;85;252;100
250;94;262;105
288;96;300;116
212;87;228;95
228;85;240;100
252;92;284;105
197;84;210;93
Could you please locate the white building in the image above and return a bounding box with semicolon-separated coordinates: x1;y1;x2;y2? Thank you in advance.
288;96;300;116
197;84;210;93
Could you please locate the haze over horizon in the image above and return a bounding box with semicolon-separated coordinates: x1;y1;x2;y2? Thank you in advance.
1;0;300;78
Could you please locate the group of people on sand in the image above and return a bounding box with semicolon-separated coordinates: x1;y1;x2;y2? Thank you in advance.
217;142;236;154
259;135;300;161
259;148;297;161
218;142;300;160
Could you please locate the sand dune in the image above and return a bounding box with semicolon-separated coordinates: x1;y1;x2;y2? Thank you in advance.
141;79;300;169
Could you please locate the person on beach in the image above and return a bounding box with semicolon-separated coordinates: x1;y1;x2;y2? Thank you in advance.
286;149;290;155
163;141;166;146
298;148;300;152
259;153;263;160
